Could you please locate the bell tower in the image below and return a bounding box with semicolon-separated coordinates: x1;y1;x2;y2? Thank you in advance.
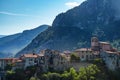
91;37;100;51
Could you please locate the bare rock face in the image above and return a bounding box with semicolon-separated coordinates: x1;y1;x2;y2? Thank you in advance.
53;0;114;28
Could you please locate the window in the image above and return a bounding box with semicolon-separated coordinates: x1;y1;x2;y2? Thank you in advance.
82;55;84;58
29;58;33;61
86;55;88;59
90;55;92;59
86;55;88;57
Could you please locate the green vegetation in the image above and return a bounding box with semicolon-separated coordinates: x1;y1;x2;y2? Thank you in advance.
5;59;120;80
6;66;37;80
6;69;27;80
29;77;40;80
38;64;101;80
90;58;120;80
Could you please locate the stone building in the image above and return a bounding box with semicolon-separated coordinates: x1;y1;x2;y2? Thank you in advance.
13;59;23;70
91;37;120;70
99;42;112;51
42;49;70;72
37;53;45;72
0;58;18;70
20;53;39;69
100;51;120;70
0;49;69;72
91;37;100;51
91;37;113;52
74;48;94;61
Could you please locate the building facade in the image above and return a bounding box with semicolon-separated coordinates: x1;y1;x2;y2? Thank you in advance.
91;37;120;70
0;37;119;72
74;48;94;61
100;51;120;70
42;49;70;72
0;58;18;70
20;53;39;69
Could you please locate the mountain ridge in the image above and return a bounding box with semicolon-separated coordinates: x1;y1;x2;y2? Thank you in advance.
0;35;6;38
0;25;49;58
16;0;120;57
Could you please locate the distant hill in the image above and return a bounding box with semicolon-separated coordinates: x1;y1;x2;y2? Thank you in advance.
0;35;6;38
0;25;49;58
16;0;120;57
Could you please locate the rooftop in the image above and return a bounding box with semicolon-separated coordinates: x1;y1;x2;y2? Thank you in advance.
0;58;18;60
22;53;38;58
63;50;71;54
100;42;110;45
105;51;118;54
16;59;22;63
38;54;44;57
75;48;92;52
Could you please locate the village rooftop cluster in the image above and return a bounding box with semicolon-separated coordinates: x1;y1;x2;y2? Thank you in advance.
0;37;120;73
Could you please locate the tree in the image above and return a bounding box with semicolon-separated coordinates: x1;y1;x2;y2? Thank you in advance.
78;64;100;80
40;64;101;80
41;74;49;80
69;67;79;80
41;72;61;80
61;71;69;80
6;70;15;80
61;68;79;80
47;72;61;80
29;77;40;80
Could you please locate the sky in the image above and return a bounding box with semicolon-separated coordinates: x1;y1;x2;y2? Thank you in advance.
0;0;85;35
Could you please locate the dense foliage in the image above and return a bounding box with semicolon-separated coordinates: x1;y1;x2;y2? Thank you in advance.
6;66;37;80
38;64;100;80
5;61;120;80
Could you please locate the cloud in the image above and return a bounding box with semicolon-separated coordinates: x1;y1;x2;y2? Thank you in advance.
65;2;80;8
0;11;40;17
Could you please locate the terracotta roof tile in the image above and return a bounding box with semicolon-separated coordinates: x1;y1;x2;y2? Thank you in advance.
23;54;38;58
16;59;22;62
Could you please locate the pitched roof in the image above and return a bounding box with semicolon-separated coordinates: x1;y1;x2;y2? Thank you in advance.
105;51;118;54
0;58;19;63
16;59;22;63
63;50;71;54
0;58;18;60
38;54;44;57
100;42;110;45
75;48;92;52
22;53;38;58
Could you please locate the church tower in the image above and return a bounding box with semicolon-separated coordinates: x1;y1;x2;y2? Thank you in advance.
91;37;100;51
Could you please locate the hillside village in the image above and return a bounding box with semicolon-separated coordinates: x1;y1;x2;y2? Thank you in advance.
0;37;120;80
